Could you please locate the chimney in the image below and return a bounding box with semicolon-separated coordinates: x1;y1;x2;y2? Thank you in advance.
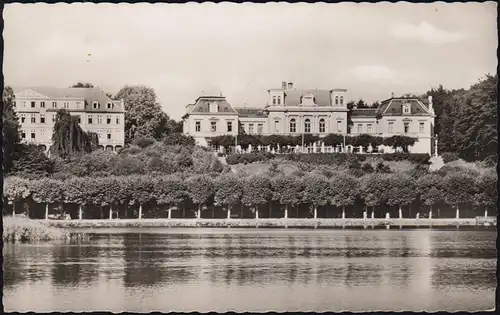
391;92;395;98
281;81;287;89
288;82;293;90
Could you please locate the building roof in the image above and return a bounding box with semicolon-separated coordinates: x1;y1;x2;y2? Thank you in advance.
350;108;378;117
284;89;332;107
189;96;238;114
234;107;268;118
377;98;430;116
13;86;125;113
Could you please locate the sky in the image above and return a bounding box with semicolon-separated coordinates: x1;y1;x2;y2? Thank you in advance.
4;2;497;120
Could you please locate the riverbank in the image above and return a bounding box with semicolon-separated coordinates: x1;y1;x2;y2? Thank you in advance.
43;217;496;228
3;216;90;242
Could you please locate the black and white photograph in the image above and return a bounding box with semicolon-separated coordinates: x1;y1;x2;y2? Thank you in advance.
2;2;498;313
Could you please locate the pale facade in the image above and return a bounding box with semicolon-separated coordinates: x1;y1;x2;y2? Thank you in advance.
182;81;436;154
13;87;126;152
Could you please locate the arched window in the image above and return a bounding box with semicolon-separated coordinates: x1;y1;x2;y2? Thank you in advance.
340;96;344;105
289;118;296;133
335;96;339;105
304;118;311;133
319;119;326;133
272;96;277;105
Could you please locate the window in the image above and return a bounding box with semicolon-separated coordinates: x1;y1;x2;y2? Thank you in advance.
30;115;36;123
76;101;81;108
31;101;36;108
227;121;233;132
21;101;26;108
304;118;311;133
88;115;93;124
106;116;111;124
388;122;394;133
52;102;57;108
289;119;296;133
419;122;424;133
340;96;344;105
77;116;81;124
211;121;217;132
116;116;120;124
319;119;326;133
209;103;218;113
107;102;112;109
40;101;45;108
404;122;410;133
248;124;254;134
97;115;103;124
195;121;201;132
21;114;26;123
272;96;276;105
277;96;281;105
31;131;36;139
257;124;263;135
93;102;99;109
357;124;362;134
52;114;56;123
40;114;45;124
337;121;342;133
107;133;111;140
367;124;372;134
21;132;26;139
64;102;69;109
403;104;411;114
335;96;339;105
274;120;280;133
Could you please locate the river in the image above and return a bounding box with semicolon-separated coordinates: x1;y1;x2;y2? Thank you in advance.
3;228;496;312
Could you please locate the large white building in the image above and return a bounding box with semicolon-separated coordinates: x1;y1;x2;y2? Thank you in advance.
183;81;436;154
13;87;126;152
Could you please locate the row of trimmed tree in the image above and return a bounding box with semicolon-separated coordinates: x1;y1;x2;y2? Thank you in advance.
4;170;496;220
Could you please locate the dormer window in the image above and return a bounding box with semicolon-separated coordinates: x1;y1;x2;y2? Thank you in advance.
335;96;339;105
403;103;411;114
107;102;112;109
277;96;281;105
272;96;277;105
93;102;99;109
340;96;344;105
209;102;218;113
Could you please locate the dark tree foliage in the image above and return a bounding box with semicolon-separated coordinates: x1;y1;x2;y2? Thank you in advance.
71;82;94;88
50;109;94;159
2;86;22;173
10;144;54;178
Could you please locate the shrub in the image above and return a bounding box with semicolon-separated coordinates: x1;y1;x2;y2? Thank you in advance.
3;216;89;242
131;136;156;148
441;152;460;164
163;133;195;146
225;152;275;165
381;153;430;165
361;163;374;173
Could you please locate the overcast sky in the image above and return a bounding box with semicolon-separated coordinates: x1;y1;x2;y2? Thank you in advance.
4;2;497;119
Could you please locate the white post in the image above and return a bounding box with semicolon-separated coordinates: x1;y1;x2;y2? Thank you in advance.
342;206;345;219
313;207;317;219
416;213;419;219
45;203;49;220
371;211;374;219
484;209;488;218
399;205;402;219
197;205;201;219
284;205;288;219
456;206;459;219
227;207;231;219
248;144;252;153
363;211;367;219
429;209;432;219
109;205;113;219
79;205;83;220
255;208;259;219
321;142;325;153
168;208;172;219
385;212;390;219
138;204;143;219
313;142;317;153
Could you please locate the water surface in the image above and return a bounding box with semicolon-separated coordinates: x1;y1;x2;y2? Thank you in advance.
3;228;496;312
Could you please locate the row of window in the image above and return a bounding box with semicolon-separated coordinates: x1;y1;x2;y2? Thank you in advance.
20;113;121;125
271;95;345;106
14;100;115;110
22;129;117;140
195;120;234;133
272;95;282;105
349;121;424;134
289;118;330;133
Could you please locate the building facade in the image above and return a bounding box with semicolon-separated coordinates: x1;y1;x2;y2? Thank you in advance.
183;81;436;154
13;87;126;152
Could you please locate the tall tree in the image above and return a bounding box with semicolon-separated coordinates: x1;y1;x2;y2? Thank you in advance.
50;109;93;159
114;85;171;143
3;86;22;173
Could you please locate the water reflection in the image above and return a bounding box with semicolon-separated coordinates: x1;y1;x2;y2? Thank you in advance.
4;229;496;312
